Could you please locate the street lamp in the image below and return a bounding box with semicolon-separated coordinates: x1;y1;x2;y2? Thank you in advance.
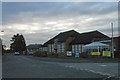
0;30;4;55
0;30;4;39
111;23;114;59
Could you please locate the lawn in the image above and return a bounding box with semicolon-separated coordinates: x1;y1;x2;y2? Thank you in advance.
47;55;119;62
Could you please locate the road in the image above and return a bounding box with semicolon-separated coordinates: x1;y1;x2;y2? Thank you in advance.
2;54;119;79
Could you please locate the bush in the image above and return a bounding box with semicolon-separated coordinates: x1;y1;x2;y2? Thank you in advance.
33;51;47;57
24;50;28;55
80;53;88;58
114;51;120;58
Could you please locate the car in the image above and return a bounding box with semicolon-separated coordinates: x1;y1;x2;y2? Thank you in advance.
29;50;33;55
14;52;20;55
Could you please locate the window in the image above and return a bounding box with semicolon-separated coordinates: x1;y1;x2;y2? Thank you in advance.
75;45;78;52
72;45;74;53
61;43;64;53
79;45;81;53
44;47;47;51
49;44;52;52
57;43;61;53
52;44;54;52
81;45;84;53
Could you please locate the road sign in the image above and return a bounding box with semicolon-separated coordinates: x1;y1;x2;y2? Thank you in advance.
57;42;60;45
102;51;111;57
92;52;100;55
75;52;79;58
66;51;72;56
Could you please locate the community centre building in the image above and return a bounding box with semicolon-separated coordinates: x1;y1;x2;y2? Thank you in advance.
70;30;110;54
42;30;114;55
43;30;80;55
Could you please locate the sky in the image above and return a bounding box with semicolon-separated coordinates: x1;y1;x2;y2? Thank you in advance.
1;2;119;48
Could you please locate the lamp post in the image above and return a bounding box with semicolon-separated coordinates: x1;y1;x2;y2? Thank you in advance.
0;30;4;44
0;30;4;55
111;23;114;59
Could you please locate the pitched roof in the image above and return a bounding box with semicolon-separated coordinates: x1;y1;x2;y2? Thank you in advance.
70;30;110;45
27;44;42;49
83;42;109;47
43;30;80;45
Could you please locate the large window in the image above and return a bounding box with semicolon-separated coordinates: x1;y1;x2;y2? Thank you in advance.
72;45;74;53
61;43;64;53
81;45;84;53
44;47;47;51
78;45;81;53
49;44;52;52
52;44;54;52
57;44;61;53
75;45;78;52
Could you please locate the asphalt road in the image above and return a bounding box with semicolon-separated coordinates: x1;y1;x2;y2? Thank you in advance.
2;54;119;79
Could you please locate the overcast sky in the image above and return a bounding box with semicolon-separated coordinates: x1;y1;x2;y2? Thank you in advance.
1;2;118;48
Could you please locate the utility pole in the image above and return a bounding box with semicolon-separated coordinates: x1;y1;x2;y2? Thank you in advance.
111;23;114;59
1;30;4;45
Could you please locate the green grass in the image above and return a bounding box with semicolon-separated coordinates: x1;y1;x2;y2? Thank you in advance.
48;55;81;59
85;57;119;62
47;55;119;62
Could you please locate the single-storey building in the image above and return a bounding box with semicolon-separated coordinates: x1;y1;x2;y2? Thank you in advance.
83;42;110;54
43;30;80;55
43;30;110;55
70;30;110;54
91;36;120;57
94;36;120;52
112;37;120;52
27;44;42;52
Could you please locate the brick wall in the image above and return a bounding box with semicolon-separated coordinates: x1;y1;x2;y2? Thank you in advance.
65;37;75;52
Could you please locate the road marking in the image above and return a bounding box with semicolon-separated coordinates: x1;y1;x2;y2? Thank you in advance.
100;65;107;67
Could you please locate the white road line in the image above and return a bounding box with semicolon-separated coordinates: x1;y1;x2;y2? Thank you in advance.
100;65;107;67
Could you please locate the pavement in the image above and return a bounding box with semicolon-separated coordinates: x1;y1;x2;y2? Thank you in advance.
2;54;120;79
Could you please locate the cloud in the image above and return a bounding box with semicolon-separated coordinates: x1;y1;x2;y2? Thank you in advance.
2;2;118;48
2;2;118;25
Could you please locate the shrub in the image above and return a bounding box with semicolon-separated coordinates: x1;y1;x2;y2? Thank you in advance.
33;51;47;57
80;53;88;58
24;50;29;55
114;51;120;58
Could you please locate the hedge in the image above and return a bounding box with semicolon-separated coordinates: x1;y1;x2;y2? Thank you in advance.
33;51;47;57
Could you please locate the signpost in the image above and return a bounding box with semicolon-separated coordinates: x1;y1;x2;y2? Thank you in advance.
75;52;79;58
102;51;111;57
66;51;72;56
92;52;100;56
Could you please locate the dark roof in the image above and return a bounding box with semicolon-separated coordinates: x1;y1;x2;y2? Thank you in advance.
43;30;80;45
70;30;110;45
27;44;42;49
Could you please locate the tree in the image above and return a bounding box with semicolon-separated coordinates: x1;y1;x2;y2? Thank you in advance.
10;33;26;53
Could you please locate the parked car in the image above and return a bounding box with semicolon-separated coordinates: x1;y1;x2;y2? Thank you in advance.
29;50;33;55
14;52;20;55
